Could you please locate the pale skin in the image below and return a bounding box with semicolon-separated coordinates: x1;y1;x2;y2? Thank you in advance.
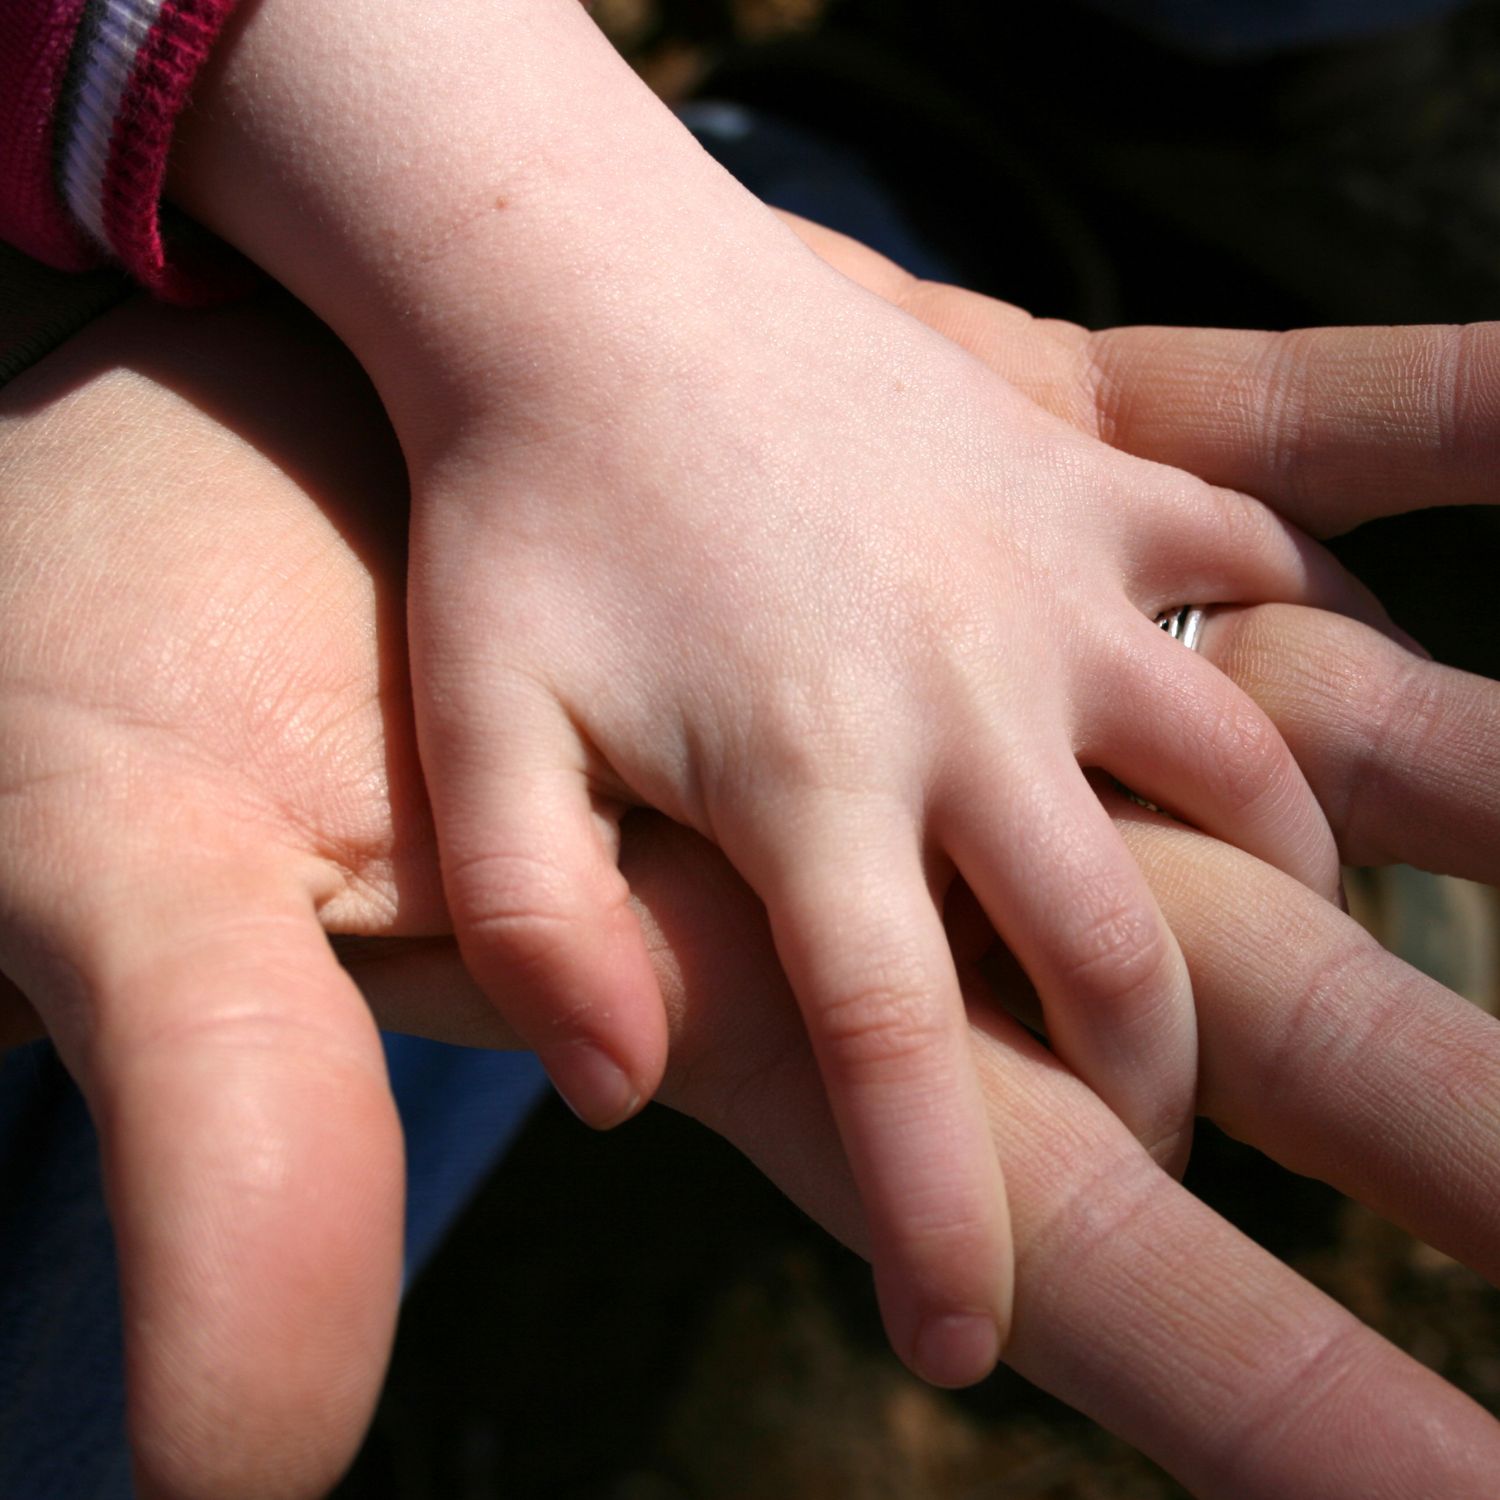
158;0;1399;1382
1;247;1497;1497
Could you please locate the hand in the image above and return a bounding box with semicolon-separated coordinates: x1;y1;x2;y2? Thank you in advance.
781;211;1500;541
1;279;1496;1496
0;294;425;1499
166;0;1380;1385
355;744;1500;1500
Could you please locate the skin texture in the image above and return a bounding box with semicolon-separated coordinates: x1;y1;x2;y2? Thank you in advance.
155;0;1392;1379
0;257;1497;1496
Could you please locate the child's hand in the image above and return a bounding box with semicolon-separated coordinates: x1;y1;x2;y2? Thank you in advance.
167;0;1368;1386
404;249;1360;1384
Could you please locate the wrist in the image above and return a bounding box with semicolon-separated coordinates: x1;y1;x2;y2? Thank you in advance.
165;0;798;457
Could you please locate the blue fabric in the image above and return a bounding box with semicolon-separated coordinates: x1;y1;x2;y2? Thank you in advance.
0;1035;546;1500
1084;0;1465;56
681;102;957;282
383;1037;547;1286
0;1044;131;1500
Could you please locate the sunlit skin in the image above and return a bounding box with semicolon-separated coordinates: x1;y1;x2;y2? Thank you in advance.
2;227;1498;1494
155;1;1404;1384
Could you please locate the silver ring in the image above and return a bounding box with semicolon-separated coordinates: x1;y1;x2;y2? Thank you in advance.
1125;606;1207;815
1154;605;1205;652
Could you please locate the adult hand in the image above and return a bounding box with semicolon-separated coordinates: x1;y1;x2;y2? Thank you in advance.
0;294;425;1500
352;748;1500;1500
0;275;1495;1496
779;211;1500;541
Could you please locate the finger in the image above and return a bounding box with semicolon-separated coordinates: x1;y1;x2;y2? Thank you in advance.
734;799;1013;1389
20;873;404;1500
359;812;1500;1493
335;935;516;1049
1201;603;1500;880
415;678;666;1129
987;1021;1500;1500
1085;321;1500;536
1085;616;1343;900
938;750;1198;1172
786;219;1500;537
608;818;1500;1500
1119;470;1407;642
791;231;1500;544
1116;803;1500;1288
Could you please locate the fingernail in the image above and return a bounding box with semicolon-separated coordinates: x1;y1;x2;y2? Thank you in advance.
547;1042;641;1130
1147;1120;1194;1180
912;1313;1001;1389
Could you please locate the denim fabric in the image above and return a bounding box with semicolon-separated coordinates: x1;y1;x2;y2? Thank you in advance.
0;1037;546;1500
0;1045;132;1500
384;1039;547;1287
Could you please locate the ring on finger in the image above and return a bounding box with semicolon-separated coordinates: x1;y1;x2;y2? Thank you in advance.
1154;605;1206;652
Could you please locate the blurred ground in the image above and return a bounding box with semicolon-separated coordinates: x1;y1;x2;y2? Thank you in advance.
335;3;1500;1495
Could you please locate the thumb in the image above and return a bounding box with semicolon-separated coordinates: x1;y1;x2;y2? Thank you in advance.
28;869;404;1500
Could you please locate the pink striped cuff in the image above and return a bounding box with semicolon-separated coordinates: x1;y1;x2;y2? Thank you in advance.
0;1;98;270
11;0;601;301
56;0;247;301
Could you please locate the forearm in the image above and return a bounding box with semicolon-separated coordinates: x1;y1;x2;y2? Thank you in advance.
166;0;806;455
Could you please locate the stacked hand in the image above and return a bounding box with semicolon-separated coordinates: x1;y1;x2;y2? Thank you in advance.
166;0;1401;1387
1;239;1497;1495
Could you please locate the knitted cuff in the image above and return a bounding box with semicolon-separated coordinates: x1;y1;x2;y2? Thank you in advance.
56;0;250;303
0;0;99;271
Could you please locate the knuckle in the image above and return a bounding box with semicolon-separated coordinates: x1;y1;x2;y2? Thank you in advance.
1251;930;1395;1109
1197;690;1289;816
749;687;873;791
1080;330;1125;446
1210;1322;1370;1489
722;605;1007;803
713;671;885;805
1018;1143;1162;1313
1204;481;1281;563
1253;329;1317;504
1339;655;1444;861
812;961;949;1076
1434;322;1492;469
888;1200;1005;1287
901;1191;1002;1254
1054;896;1174;1015
447;847;588;969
